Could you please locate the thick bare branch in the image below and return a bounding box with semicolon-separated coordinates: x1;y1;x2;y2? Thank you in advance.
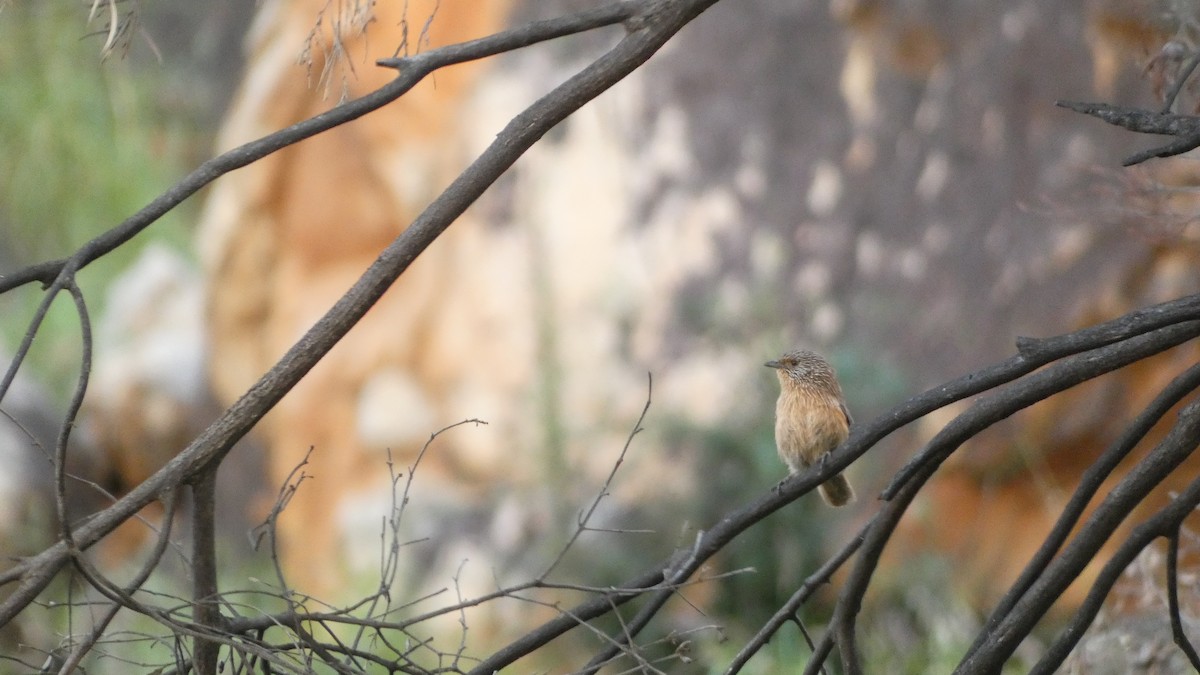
834;321;1200;672
962;360;1200;662
0;0;722;633
959;401;1200;673
0;3;638;298
1025;481;1200;674
470;304;1200;671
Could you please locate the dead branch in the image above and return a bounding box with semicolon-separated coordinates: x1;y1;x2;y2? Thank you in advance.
0;0;722;630
1057;100;1200;166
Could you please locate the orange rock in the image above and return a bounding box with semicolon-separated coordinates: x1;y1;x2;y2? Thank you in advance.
199;0;516;596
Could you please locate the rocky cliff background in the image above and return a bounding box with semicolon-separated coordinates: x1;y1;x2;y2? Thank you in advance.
3;0;1200;668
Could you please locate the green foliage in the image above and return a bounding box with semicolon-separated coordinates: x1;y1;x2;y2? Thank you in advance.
0;3;197;398
856;553;1043;674
828;344;910;416
656;392;843;671
702;628;829;674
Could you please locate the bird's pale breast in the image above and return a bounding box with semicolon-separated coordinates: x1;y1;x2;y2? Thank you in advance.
774;385;850;472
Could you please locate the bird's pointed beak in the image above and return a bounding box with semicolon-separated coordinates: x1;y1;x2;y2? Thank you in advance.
764;360;781;369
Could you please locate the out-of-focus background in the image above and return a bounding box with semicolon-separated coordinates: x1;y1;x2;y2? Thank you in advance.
3;0;1200;670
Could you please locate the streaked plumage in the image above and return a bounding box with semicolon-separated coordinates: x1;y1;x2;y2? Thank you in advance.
765;349;855;506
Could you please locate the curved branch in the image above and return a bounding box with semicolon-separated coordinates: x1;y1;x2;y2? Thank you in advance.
960;400;1200;673
0;0;718;631
725;519;868;673
58;489;180;674
1055;100;1200;166
0;3;639;298
962;360;1200;662
835;322;1200;672
55;281;93;547
1027;474;1200;674
1167;527;1200;670
470;305;1200;670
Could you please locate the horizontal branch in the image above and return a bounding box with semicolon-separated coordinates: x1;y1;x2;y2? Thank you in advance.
1056;101;1200;136
1056;100;1200;166
472;293;1200;669
0;3;640;296
376;2;636;71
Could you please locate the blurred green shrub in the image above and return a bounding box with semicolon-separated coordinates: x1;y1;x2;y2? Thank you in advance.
0;3;199;398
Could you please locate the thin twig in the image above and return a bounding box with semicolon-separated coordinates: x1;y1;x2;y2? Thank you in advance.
54;281;92;549
0;0;692;629
57;490;181;675
541;373;651;580
1161;47;1200;113
724;520;868;674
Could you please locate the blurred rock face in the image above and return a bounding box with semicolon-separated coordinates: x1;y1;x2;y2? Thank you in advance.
81;244;236;562
89;245;208;491
190;0;1200;620
199;0;528;597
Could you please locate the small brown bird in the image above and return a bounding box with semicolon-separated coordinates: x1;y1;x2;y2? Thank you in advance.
766;349;855;506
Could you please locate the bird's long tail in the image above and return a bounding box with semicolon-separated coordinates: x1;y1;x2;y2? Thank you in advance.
819;473;855;507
